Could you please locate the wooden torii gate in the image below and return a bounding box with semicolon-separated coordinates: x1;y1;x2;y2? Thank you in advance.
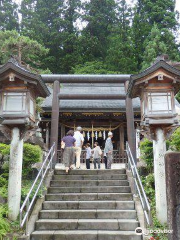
41;75;136;167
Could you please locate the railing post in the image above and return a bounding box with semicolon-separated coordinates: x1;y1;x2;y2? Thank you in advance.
25;198;30;236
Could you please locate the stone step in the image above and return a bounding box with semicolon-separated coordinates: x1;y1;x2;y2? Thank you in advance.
31;230;142;240
53;174;127;180
43;201;135;210
48;186;131;193
50;180;129;187
39;209;137;219
35;219;139;231
45;193;133;201
54;169;126;175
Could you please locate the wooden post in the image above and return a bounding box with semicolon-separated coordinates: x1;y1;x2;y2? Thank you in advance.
46;124;49;149
124;81;136;162
92;123;94;148
119;124;124;158
50;80;60;168
60;124;65;139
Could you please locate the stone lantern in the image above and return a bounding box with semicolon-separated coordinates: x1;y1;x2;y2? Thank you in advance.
127;58;180;224
0;58;49;220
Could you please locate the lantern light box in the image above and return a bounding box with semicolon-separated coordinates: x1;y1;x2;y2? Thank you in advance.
127;60;180;127
0;58;50;127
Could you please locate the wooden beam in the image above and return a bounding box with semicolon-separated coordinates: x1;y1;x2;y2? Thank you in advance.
124;81;136;162
58;94;126;100
50;80;60;167
41;74;130;83
119;124;125;156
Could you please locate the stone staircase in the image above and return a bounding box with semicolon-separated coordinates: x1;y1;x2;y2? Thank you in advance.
31;169;142;240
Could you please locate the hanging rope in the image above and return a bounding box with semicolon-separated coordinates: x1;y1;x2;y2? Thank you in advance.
60;122;123;132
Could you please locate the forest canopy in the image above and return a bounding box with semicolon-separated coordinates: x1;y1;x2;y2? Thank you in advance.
0;0;180;74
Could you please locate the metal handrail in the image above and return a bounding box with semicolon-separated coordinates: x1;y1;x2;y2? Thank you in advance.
126;142;152;226
20;143;55;234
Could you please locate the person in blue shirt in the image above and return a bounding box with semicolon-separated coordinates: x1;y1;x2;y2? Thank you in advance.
61;130;76;173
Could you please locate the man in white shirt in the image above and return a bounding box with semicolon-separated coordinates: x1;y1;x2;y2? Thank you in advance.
74;126;84;169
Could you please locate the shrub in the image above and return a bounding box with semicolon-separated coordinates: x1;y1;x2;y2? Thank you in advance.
22;143;42;178
0;144;10;156
0;143;42;179
168;127;180;151
140;138;154;173
0;205;10;239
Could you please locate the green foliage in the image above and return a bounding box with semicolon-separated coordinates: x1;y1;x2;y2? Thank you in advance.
141;24;168;70
0;0;19;31
72;61;118;74
21;180;45;203
0;30;49;72
22;144;42;178
0;143;42;178
0;144;10;156
0;204;11;239
168;127;180;151
140;138;154;173
132;0;179;70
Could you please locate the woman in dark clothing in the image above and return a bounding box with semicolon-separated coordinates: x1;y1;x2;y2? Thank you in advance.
61;130;76;173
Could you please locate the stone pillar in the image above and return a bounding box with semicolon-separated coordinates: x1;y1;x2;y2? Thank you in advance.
50;81;60;168
8;127;23;221
124;81;136;162
165;152;180;240
119;124;124;157
153;127;167;224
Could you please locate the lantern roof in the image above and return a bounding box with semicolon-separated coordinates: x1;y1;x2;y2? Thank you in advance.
127;59;180;98
0;58;50;97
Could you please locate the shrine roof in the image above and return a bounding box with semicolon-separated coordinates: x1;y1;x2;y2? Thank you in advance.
42;83;141;112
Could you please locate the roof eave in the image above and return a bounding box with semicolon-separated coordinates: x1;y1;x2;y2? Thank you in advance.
0;61;50;97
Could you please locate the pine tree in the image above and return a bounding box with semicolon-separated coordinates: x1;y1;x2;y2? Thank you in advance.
0;0;19;31
21;0;81;73
21;0;64;72
132;0;179;70
0;30;49;73
80;0;117;61
105;0;137;73
58;0;82;73
141;24;168;70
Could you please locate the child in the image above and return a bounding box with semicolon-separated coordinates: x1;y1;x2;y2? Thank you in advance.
93;142;102;169
85;143;92;169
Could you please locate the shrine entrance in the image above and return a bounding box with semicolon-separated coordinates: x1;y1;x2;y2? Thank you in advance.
40;75;137;167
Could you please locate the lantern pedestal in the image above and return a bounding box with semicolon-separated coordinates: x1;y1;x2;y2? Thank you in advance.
153;127;167;224
8;127;23;221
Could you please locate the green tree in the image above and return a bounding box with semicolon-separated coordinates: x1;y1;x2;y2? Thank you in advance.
21;0;64;72
80;0;117;61
105;0;137;73
132;0;179;70
141;24;168;70
0;30;49;72
0;0;19;31
72;61;118;74
21;0;82;73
